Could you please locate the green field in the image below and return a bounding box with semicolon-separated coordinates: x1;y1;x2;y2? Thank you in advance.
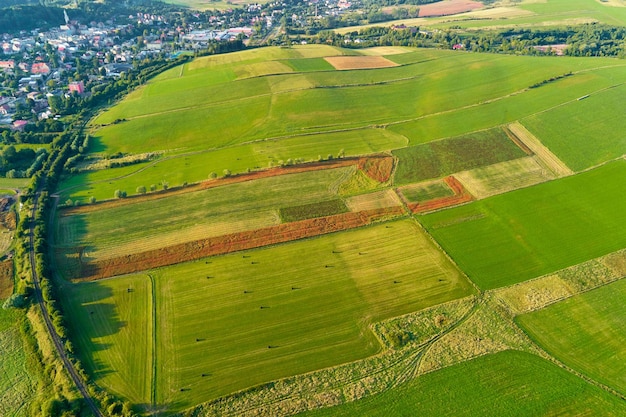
55;167;354;267
279;199;348;222
298;350;626;416
419;159;626;290
393;127;526;184
59;219;475;411
0;308;37;417
399;180;454;203
336;0;626;33
521;82;626;171
68;47;626;204
60;127;406;203
517;278;626;395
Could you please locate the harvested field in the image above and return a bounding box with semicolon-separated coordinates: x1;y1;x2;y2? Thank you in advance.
0;260;13;299
455;156;556;199
417;0;483;17
344;189;403;212
324;56;399;70
78;207;404;280
507;122;573;176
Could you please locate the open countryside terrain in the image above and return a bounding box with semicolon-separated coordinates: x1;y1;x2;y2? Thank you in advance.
51;38;626;416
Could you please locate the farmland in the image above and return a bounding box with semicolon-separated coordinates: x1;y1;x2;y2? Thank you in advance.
419;159;626;289
299;350;626;417
65;47;626;203
47;41;626;416
59;219;475;411
517;278;626;395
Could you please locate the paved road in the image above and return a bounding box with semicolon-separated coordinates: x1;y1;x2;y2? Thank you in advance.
28;192;104;417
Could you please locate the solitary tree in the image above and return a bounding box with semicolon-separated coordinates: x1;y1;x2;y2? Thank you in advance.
223;169;231;177
136;185;146;194
209;172;217;179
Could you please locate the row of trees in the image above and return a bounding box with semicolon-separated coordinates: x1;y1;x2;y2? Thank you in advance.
311;23;626;58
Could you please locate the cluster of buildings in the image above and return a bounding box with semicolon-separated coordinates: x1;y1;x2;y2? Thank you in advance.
0;8;256;128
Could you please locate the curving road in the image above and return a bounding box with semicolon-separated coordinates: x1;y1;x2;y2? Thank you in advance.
28;192;104;417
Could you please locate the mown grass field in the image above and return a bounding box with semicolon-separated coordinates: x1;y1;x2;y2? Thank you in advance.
60;219;474;411
60;275;153;405
517;278;626;396
419;159;626;290
298;350;626;416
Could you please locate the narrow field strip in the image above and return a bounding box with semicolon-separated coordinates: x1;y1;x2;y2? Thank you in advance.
507;122;573;176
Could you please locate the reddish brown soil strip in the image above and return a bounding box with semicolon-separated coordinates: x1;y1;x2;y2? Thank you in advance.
76;206;405;281
62;156;394;216
399;176;473;214
417;0;483;17
358;155;395;182
0;259;14;298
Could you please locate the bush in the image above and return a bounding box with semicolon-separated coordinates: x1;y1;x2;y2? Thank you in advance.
2;293;27;309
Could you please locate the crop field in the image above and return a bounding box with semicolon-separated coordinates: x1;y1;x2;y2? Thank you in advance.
278;199;348;222
55;167;353;268
60;275;153;405
299;350;626;416
455;156;556;199
0;308;37;417
517;278;626;396
51;43;626;416
419;159;626;290
59;219;474;411
61;127;406;203
393;127;526;185
398;180;454;204
336;0;626;33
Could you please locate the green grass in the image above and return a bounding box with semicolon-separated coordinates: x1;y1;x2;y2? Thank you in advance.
281;58;336;72
0;178;29;190
521;82;626;171
91;48;623;156
62;127;406;203
279;199;348;222
393;127;526;184
517;278;626;396
298;350;626;416
419;159;626;290
63;219;474;411
0;308;37;417
60;275;153;405
55;168;352;265
400;180;454;203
